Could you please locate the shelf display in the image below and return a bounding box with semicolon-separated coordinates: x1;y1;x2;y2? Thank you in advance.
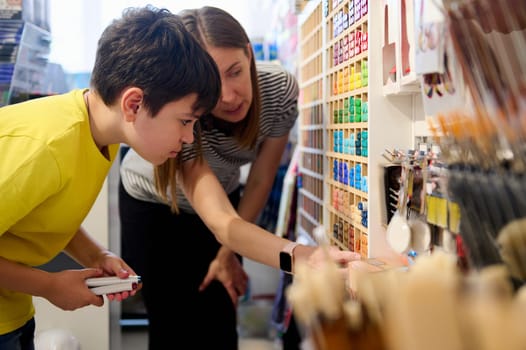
326;0;370;255
297;1;325;245
297;0;417;257
0;20;51;106
1;0;52;106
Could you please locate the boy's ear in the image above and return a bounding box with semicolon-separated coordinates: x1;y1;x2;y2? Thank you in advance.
121;87;143;121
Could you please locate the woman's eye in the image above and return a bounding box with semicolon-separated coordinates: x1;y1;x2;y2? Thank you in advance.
229;70;241;78
181;120;192;126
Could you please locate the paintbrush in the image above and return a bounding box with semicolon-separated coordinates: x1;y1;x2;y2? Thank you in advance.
497;218;526;284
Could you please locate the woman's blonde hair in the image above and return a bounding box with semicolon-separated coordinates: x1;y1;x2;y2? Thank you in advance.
154;121;204;213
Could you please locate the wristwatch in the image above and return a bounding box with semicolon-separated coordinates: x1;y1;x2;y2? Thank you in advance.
280;242;300;274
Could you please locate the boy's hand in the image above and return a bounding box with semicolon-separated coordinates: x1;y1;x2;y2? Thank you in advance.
44;268;105;311
91;250;141;302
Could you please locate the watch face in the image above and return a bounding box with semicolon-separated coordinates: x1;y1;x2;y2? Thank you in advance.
280;251;292;273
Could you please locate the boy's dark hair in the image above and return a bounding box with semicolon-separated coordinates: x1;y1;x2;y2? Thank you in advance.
91;5;221;213
179;6;261;149
90;5;220;117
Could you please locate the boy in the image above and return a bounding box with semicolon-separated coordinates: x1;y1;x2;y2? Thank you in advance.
0;6;221;349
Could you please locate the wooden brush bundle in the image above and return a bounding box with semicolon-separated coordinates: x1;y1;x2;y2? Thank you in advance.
286;251;526;350
286;257;388;350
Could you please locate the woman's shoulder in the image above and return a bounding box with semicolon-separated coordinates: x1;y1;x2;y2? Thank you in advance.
256;61;295;81
256;62;298;99
120;148;154;179
256;63;299;131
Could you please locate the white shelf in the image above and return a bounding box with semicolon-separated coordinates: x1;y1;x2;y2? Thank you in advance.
297;0;422;257
381;0;421;96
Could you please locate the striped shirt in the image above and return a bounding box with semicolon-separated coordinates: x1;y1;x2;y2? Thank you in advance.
120;61;299;214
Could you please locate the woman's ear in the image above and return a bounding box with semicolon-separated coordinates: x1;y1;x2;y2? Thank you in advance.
246;42;253;61
121;87;144;121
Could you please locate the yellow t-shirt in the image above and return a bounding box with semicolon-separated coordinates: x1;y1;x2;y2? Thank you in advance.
0;89;119;334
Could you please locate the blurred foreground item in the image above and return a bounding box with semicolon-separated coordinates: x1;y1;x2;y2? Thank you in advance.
287;251;526;350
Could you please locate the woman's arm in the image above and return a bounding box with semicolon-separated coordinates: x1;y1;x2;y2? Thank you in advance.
237;134;290;222
201;134;289;300
180;158;302;268
180;158;358;270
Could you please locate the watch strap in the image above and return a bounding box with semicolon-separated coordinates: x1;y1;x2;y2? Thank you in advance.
280;241;300;274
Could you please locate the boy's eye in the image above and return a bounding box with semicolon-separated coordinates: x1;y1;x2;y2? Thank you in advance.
181;120;192;126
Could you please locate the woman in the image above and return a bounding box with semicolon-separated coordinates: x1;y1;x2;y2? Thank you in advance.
119;6;359;350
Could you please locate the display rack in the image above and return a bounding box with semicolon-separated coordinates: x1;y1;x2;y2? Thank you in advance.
0;19;51;106
297;0;421;258
296;0;325;246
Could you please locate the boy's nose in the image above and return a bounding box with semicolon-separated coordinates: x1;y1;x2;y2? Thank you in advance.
182;127;194;144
